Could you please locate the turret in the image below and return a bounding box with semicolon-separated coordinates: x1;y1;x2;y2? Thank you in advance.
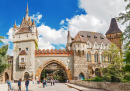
105;18;122;49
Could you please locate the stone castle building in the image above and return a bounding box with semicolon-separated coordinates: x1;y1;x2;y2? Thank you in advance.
0;5;122;83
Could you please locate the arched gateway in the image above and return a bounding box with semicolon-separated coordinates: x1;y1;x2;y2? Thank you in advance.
35;59;73;80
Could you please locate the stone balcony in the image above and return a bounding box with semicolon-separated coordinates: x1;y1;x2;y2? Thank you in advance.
19;62;26;69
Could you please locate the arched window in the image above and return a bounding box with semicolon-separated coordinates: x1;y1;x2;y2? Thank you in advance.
94;52;98;62
101;53;105;62
87;52;91;62
108;54;111;62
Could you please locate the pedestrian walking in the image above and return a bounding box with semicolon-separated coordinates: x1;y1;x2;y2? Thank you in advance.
45;79;47;87
53;79;55;85
43;79;46;88
51;79;53;86
6;79;12;91
25;79;29;91
39;79;40;83
18;79;21;91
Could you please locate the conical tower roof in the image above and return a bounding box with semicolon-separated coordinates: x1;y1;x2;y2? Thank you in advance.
13;21;17;28
105;18;122;35
32;20;35;25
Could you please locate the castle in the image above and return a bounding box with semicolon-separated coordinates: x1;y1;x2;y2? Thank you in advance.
1;4;122;83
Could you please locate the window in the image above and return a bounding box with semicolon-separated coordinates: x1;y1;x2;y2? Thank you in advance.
19;48;21;51
94;53;98;62
101;53;105;62
108;54;111;62
21;58;24;62
26;48;28;51
87;52;91;62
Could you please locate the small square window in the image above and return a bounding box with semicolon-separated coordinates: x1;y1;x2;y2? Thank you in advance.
26;48;28;51
19;48;21;51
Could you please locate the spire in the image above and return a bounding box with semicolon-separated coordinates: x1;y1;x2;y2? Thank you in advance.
14;21;17;28
105;18;122;35
67;31;71;38
26;2;29;14
25;3;29;21
67;26;71;38
32;20;35;25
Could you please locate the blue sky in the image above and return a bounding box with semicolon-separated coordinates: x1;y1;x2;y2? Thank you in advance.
0;0;127;55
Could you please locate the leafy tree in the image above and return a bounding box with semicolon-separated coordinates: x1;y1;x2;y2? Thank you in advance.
102;43;124;82
0;36;4;43
117;0;130;72
0;36;9;74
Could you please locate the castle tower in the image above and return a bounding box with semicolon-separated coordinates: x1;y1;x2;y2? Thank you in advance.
13;4;38;80
105;18;122;49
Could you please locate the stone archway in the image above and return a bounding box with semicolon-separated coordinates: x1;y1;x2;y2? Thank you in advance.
36;59;72;80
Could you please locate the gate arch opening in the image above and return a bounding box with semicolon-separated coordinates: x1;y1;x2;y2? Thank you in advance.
79;73;85;80
36;59;72;82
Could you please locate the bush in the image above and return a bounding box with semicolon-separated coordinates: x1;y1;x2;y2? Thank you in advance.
83;76;103;82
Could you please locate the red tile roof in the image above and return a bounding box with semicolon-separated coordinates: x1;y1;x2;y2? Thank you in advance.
19;50;27;55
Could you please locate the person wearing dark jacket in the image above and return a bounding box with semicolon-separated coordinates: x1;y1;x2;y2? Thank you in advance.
25;79;29;91
18;79;21;91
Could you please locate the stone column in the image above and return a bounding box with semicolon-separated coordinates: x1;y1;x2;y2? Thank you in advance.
99;53;102;63
91;54;95;63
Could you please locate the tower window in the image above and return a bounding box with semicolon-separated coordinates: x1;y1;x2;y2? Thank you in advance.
27;34;28;37
21;58;24;62
19;35;20;38
19;48;21;51
26;48;28;51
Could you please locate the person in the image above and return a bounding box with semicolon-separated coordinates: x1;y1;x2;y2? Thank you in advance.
53;79;55;86
45;79;47;87
39;79;40;84
18;79;21;91
25;79;29;91
51;79;53;86
43;79;46;88
6;79;12;91
37;78;39;84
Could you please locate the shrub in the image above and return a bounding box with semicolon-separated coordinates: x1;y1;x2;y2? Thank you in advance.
83;76;103;82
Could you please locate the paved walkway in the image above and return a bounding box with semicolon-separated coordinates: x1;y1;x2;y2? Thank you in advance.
65;83;106;91
36;83;78;91
14;83;106;91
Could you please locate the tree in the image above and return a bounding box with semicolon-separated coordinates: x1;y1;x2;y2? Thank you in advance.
0;36;4;43
0;36;9;74
117;0;130;72
102;43;124;82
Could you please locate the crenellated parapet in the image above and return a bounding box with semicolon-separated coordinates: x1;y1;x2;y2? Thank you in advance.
35;49;73;56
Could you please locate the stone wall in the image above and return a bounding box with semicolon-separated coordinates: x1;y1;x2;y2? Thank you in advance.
69;80;130;91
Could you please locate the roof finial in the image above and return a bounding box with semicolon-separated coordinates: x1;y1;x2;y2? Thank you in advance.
14;20;17;28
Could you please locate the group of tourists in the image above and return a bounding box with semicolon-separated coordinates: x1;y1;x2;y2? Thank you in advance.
6;78;55;91
6;79;29;91
42;79;55;88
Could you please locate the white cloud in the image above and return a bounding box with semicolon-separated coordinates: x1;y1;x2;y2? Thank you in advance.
66;0;127;37
60;20;65;25
1;28;13;56
31;12;42;23
37;24;68;49
4;0;127;55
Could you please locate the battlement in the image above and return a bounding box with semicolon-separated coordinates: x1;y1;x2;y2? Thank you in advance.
35;49;73;56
